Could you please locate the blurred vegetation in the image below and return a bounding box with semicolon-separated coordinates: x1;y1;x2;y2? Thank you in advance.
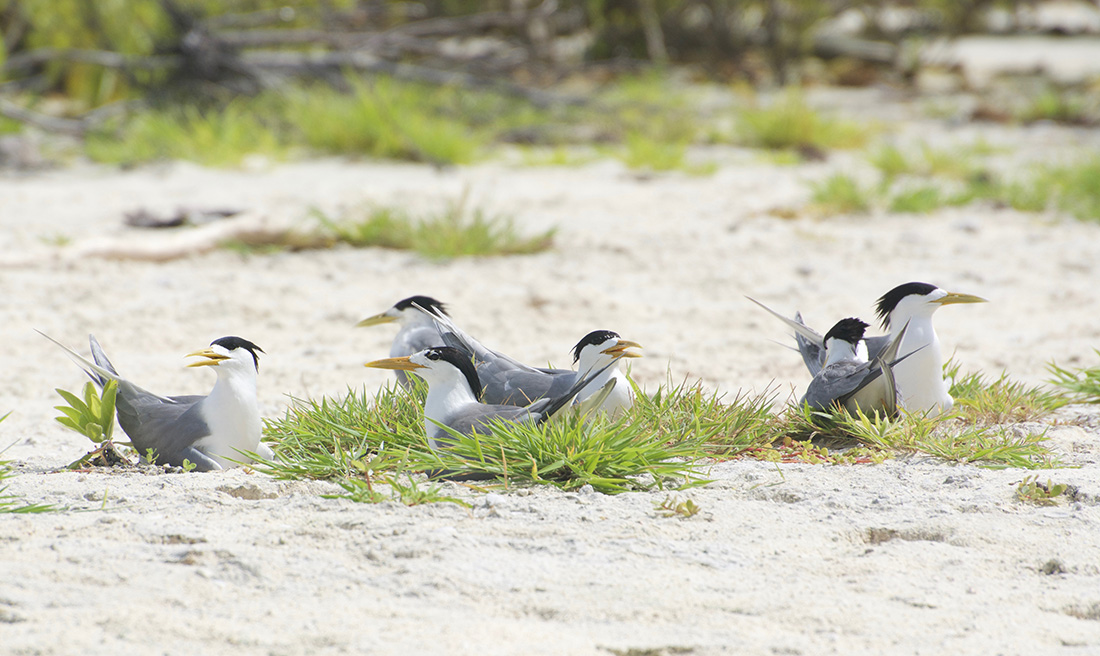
4;0;1100;226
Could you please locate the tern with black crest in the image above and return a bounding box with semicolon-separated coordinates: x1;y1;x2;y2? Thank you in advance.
801;317;917;416
418;305;642;413
750;281;986;416
356;295;450;389
41;332;272;471
365;346;618;452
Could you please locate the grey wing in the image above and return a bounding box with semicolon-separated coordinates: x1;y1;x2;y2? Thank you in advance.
802;362;874;411
116;393;219;470
487;369;571;406
845;358;897;417
422;306;545;375
394;324;447;357
428;404;534;450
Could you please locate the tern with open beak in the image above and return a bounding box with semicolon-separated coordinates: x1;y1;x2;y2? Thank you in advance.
41;332;272;471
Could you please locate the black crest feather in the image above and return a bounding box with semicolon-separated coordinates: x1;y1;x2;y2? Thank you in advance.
395;295;448;316
424;346;481;402
875;282;938;329
823;318;868;347
210;336;264;370
572;330;619;364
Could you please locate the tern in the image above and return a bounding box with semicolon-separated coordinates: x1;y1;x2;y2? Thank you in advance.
419;305;642;413
356;295;449;388
41;332;272;471
749;281;986;416
800;317;917;416
365;346;617;451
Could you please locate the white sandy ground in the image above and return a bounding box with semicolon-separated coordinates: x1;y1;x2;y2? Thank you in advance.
2;88;1100;654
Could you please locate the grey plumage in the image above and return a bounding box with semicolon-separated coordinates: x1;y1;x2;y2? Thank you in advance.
357;296;449;389
420;305;640;412
800;320;915;416
41;332;271;471
365;346;618;452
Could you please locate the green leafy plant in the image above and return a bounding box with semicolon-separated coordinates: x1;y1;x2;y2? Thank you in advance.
655;495;702;518
1015;475;1069;505
54;380;130;468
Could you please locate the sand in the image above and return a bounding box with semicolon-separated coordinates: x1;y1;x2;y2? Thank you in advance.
2;88;1100;655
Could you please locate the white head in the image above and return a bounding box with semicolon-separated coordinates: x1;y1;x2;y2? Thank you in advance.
571;330;643;375
186;336;263;380
875;282;987;334
822;318;868;366
365;346;481;398
357;295;447;329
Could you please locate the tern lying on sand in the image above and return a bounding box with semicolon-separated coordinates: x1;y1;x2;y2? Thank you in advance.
41;332;272;471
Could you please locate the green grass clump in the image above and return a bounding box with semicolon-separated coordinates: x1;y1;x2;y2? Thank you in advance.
889;185;944;213
86;103;286;166
810;173;873;214
1048;352;1100;403
1046;157;1100;222
827;409;1058;469
1;413;55;513
630;376;777;453
259;380;707;495
282;78;482;164
947;361;1067;424
258;383;426;481
737;90;870;152
316;193;555;258
325;471;470;507
1017;90;1094;126
407;412;708;494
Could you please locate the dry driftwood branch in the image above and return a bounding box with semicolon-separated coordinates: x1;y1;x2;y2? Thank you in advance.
241;50;587;107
